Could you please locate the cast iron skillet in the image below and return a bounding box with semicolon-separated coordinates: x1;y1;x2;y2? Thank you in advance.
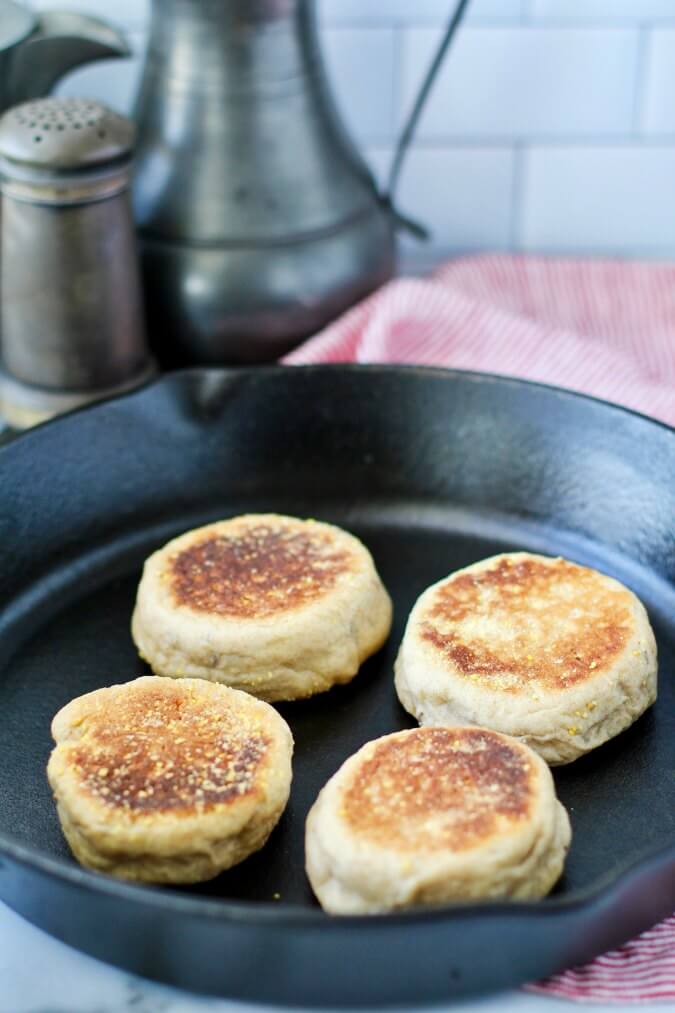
0;366;674;1007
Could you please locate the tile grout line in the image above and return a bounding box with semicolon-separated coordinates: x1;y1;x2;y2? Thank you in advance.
509;142;527;251
390;21;405;175
520;0;536;22
363;136;675;148
402;243;675;259
632;24;651;135
321;17;675;30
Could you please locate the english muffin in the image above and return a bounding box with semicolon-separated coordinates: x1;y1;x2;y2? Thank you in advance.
132;514;392;702
47;676;293;883
305;726;570;914
395;553;657;765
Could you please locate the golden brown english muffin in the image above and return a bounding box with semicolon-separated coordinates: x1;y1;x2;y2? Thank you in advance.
305;726;571;914
47;676;293;883
131;514;392;702
395;552;657;765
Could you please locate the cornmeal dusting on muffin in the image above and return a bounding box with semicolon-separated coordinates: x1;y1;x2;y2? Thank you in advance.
341;727;533;852
168;522;353;618
68;685;269;815
421;556;632;692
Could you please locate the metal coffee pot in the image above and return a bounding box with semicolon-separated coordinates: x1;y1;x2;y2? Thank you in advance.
133;0;466;366
0;0;129;111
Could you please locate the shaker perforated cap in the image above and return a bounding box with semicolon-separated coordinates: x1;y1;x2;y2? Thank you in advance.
0;98;134;171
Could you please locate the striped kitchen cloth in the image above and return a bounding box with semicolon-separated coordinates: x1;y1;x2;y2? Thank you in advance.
285;253;675;1002
284;254;675;427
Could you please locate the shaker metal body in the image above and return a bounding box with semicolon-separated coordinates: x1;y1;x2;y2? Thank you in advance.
0;98;154;427
133;0;396;366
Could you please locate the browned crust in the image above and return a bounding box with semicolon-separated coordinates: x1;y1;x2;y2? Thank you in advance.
61;682;270;817
342;728;533;852
421;556;633;692
169;520;354;619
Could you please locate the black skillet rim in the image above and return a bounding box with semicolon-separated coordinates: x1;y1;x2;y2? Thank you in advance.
1;363;674;932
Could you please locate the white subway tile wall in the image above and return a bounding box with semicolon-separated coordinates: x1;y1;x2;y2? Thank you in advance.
530;1;675;19
319;0;525;22
401;28;639;137
521;146;675;252
642;30;675;134
399;147;517;250
322;28;397;142
20;0;675;261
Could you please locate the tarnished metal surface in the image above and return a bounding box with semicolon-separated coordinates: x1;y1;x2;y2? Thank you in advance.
0;98;153;426
133;0;397;365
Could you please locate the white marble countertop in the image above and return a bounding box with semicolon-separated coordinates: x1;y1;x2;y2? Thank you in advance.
2;900;674;1013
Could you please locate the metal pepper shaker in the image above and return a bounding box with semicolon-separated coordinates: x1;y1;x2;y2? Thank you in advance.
0;97;154;428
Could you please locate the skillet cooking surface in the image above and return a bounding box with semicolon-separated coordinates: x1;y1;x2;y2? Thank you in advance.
0;366;674;1006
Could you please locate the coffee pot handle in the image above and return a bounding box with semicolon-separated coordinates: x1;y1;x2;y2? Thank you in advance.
383;0;471;240
8;11;129;106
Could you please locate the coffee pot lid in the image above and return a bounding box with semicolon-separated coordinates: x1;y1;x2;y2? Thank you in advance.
0;97;134;171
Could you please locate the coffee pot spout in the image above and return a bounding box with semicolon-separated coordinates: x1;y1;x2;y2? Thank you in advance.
7;11;129;106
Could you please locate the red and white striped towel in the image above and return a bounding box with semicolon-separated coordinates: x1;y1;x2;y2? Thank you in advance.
529;916;675;1003
284;254;675;427
285;254;675;1002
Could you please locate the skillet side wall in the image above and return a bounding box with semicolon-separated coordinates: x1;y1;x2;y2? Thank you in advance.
1;368;673;626
2;844;675;1006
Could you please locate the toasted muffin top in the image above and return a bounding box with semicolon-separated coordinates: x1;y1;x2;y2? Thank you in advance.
418;553;635;693
51;678;274;818
167;515;356;620
341;727;534;853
